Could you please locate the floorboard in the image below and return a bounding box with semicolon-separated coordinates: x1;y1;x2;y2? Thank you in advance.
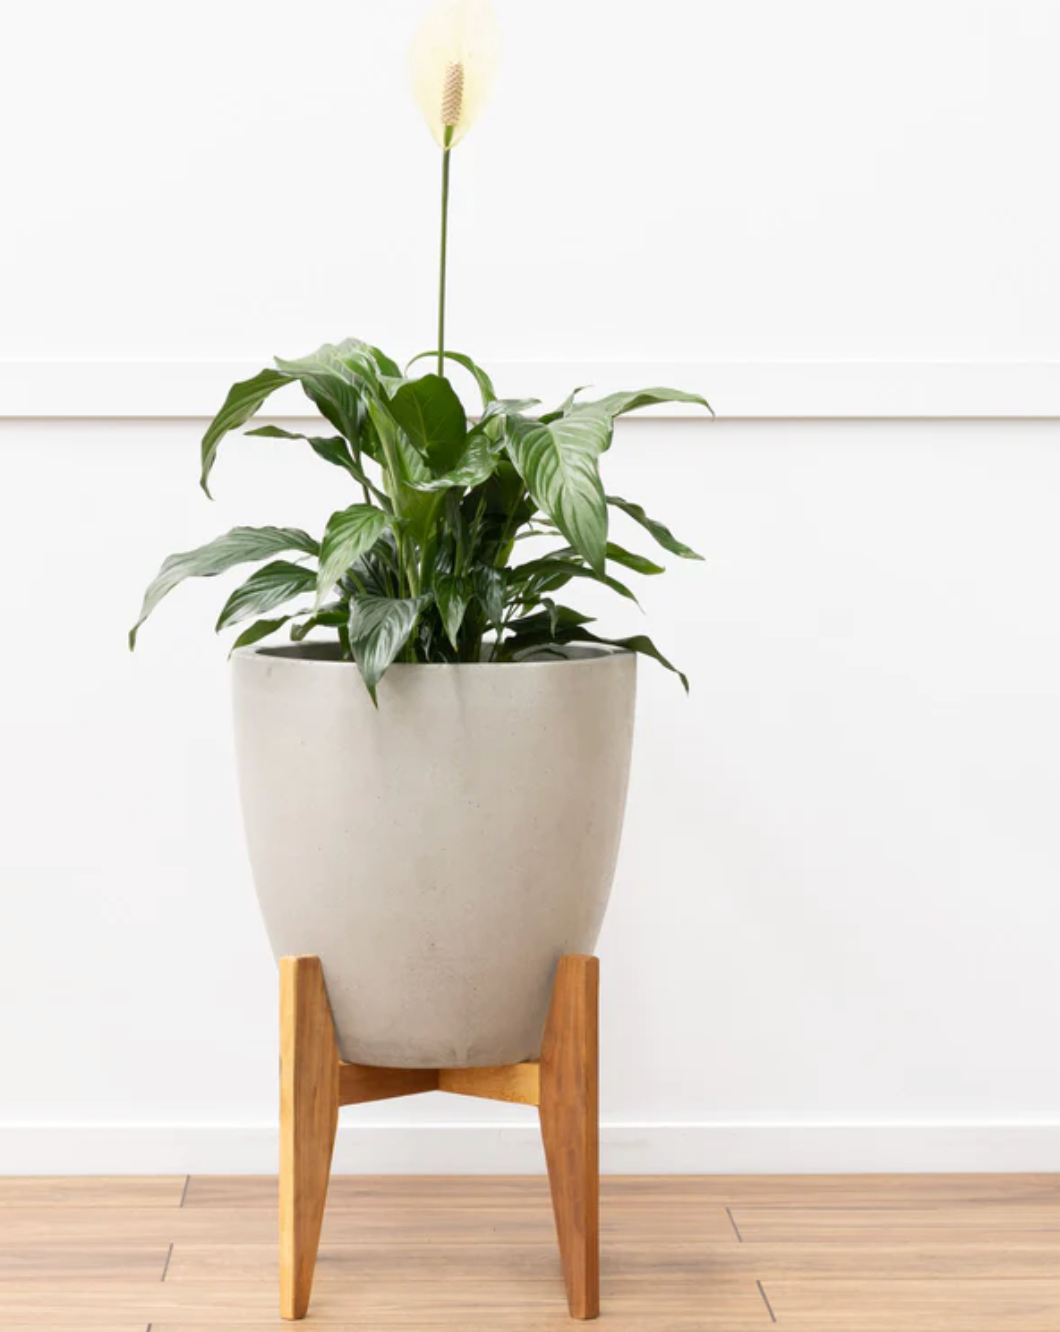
1;1174;1057;1329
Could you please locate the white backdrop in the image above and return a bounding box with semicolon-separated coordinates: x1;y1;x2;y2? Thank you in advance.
1;0;1059;1172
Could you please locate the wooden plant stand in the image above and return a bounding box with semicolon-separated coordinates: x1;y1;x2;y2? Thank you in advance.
279;953;600;1321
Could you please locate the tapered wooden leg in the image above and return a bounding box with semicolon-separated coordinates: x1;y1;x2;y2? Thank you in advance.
539;955;600;1320
280;956;339;1320
277;952;599;1321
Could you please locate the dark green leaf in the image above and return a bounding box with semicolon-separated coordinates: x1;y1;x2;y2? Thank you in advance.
512;556;640;606
406;429;496;493
496;605;596;657
606;496;703;560
246;424;352;468
503;412;610;573
388;374;468;474
316;505;391;604
130;526;319;649
604;542;665;575
229;616;294;652
407;350;498;410
242;425;390;507
200;369;292;496
568;629;689;691
290;604;347;642
215;561;317;631
472;566;505;629
544;541;666;576
434;574;471;648
347;594;428;700
342;532;400;600
503;621;688;689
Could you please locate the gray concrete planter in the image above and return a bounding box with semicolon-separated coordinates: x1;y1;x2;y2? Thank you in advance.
232;644;636;1068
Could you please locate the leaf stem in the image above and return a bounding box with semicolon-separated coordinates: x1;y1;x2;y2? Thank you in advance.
437;131;453;377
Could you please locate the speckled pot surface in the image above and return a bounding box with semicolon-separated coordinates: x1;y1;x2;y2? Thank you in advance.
232;644;636;1068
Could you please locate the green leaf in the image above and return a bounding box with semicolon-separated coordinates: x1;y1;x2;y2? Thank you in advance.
545;541;665;576
434;573;471;648
347;594;428;700
290;604;347;642
572;386;713;425
570;629;690;691
507;606;597;634
245;425;390;507
215;561;317;632
405;429;496;493
606;496;703;561
604;542;665;575
482;396;541;419
512;556;640;606
200;369;292;496
277;339;382;391
503;622;688;689
388;374;468;475
230;616;294;652
316;505;391;604
407;351;498;410
496;605;597;657
342;532;400;600
246;424;353;470
275;340;382;445
472;566;505;629
130;526;319;649
540;386;591;424
364;344;402;379
503;413;610;573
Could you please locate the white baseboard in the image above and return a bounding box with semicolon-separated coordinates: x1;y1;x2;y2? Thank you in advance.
3;1122;1059;1175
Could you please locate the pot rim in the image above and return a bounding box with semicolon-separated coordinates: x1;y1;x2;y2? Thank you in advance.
233;643;633;671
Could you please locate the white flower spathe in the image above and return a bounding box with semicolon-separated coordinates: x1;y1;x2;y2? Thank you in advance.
408;0;501;147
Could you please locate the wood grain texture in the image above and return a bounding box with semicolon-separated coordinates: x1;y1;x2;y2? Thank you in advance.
274;953;598;1320
338;1062;439;1105
279;955;339;1320
539;955;600;1320
1;1199;734;1245
0;1276;769;1327
182;1172;1060;1209
732;1203;1060;1242
168;1235;1060;1283
439;1062;541;1105
764;1278;1060;1329
0;1241;170;1281
0;1176;186;1207
3;1175;1060;1328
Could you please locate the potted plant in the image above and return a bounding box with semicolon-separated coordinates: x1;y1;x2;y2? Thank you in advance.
130;0;711;1069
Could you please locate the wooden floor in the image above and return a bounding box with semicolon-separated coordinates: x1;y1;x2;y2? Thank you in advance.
1;1175;1059;1330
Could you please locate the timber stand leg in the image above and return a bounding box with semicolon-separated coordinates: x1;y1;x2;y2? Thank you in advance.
279;956;339;1320
539;955;600;1320
277;952;600;1321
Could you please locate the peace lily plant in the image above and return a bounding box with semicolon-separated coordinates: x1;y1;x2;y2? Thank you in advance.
130;0;711;699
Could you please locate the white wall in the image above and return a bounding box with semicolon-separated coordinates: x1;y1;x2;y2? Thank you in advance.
1;0;1059;1172
2;416;1059;1172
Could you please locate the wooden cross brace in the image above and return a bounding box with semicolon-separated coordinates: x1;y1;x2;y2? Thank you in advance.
279;953;600;1321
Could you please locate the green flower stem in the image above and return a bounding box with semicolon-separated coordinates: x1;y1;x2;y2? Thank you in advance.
437;128;454;377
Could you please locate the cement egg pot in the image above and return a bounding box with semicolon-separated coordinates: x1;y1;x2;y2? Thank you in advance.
232;644;636;1068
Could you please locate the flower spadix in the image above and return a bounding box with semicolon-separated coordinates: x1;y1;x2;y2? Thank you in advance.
409;0;501;147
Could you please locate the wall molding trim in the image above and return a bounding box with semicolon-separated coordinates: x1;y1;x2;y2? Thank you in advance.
3;1121;1059;1175
0;360;1057;420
